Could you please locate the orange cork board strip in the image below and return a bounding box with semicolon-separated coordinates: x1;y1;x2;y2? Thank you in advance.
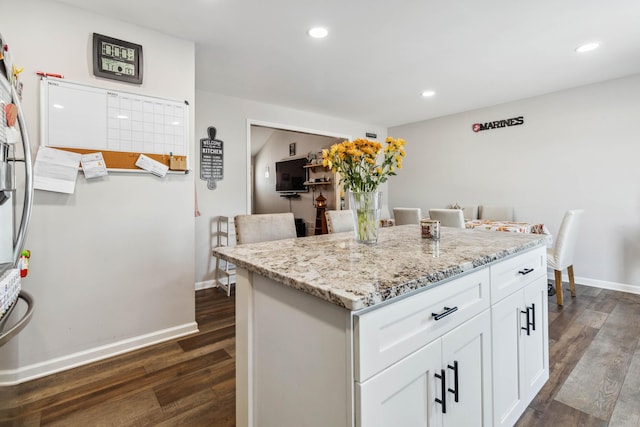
51;147;187;171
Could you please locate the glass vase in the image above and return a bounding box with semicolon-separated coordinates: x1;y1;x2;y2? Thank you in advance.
349;191;382;244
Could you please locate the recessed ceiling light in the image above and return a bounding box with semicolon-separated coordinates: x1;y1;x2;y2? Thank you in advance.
308;27;328;39
575;42;600;53
421;90;436;97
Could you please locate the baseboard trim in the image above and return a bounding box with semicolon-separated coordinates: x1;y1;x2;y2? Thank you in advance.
547;272;640;296
195;280;217;291
0;322;199;386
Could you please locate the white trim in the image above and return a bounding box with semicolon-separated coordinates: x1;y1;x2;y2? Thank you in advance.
245;119;352;215
547;272;640;295
195;279;217;291
0;322;199;385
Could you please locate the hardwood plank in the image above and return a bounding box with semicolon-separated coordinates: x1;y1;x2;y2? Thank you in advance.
588;289;622;314
155;399;235;427
155;376;235;427
531;400;607;427
574;308;609;329
1;366;148;421
154;357;234;407
2;340;183;410
555;301;640;420
514;407;542;426
530;322;599;412
39;347;230;422
42;388;164;427
608;344;640;426
178;325;235;352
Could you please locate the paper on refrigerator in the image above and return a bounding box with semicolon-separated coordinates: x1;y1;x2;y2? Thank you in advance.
33;147;81;194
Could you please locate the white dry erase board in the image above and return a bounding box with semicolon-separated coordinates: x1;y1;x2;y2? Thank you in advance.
40;78;189;172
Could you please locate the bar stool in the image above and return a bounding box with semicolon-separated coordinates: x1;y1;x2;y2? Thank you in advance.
234;213;297;245
325;210;354;234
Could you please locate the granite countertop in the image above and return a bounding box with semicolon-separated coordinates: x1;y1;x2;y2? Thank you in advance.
213;225;547;311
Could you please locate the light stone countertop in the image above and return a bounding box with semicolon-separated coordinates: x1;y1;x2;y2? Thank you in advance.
213;225;548;311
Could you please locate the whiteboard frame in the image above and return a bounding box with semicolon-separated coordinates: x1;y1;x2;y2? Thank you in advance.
40;77;190;174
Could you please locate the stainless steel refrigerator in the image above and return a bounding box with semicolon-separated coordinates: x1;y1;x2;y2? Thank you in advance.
0;31;34;346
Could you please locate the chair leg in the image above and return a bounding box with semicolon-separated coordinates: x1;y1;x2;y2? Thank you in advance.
568;265;576;297
555;269;564;306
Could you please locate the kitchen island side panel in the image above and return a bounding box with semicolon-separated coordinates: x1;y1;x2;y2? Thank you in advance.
238;270;354;427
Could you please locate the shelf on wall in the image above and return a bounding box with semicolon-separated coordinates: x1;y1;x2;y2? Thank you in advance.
303;163;328;170
304;181;331;186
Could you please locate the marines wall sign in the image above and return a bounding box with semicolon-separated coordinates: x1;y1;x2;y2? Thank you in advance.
472;116;524;133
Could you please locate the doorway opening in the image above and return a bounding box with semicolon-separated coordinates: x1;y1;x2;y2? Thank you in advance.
247;121;349;236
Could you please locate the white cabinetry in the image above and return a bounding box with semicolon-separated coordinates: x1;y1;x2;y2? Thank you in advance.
357;311;491;427
491;248;549;427
234;244;548;427
355;269;493;426
355;246;547;427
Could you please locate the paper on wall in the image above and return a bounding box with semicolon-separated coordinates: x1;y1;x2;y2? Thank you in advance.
135;154;168;177
33;147;81;194
80;152;108;179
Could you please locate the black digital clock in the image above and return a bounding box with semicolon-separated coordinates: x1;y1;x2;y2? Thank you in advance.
92;33;143;84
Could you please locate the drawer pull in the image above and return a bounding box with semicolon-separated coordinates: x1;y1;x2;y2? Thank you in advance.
435;369;447;414
432;306;458;321
518;268;534;275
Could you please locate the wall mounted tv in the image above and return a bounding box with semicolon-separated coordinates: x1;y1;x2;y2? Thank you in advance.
275;158;308;193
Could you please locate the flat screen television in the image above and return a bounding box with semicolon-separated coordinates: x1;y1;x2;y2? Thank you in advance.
275;158;308;193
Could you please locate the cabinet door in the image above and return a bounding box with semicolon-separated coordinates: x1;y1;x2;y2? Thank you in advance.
491;290;525;427
522;276;549;399
356;339;443;427
441;310;492;427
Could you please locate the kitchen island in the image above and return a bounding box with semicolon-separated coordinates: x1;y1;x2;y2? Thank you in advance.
214;224;549;427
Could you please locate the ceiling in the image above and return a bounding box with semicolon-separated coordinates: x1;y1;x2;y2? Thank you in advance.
56;0;640;127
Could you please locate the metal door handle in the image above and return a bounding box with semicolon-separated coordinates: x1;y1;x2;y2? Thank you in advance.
447;361;459;403
435;369;447;413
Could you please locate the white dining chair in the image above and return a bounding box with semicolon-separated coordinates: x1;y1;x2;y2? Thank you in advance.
479;205;514;221
325;210;354;234
234;213;297;245
429;208;465;228
548;209;584;306
449;203;479;220
393;208;422;225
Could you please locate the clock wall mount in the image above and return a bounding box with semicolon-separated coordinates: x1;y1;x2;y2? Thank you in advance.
92;33;143;84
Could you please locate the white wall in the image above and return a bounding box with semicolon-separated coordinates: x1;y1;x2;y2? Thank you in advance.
194;91;386;286
389;74;640;292
0;0;196;383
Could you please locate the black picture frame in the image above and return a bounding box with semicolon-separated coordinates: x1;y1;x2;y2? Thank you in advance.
92;33;143;84
289;142;296;156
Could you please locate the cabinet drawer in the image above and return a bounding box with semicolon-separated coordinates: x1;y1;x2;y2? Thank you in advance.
490;246;546;303
354;268;490;382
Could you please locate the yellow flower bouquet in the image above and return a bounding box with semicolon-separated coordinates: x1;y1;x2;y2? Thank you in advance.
322;137;406;192
322;137;406;243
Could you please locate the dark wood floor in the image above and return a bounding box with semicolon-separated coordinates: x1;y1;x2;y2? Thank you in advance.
2;283;640;426
0;287;236;426
516;284;640;426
